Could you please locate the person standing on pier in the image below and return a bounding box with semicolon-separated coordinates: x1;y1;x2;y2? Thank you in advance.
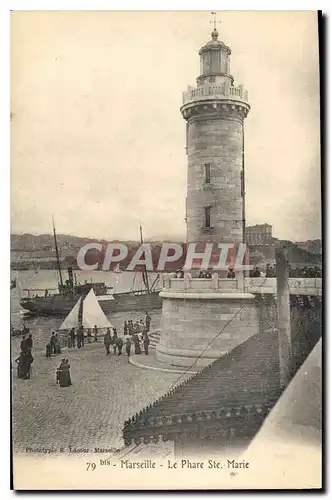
50;332;56;355
59;359;72;387
15;352;25;378
143;333;150;355
104;329;112;356
125;338;131;359
112;329;118;355
16;350;33;379
46;342;51;357
70;328;76;347
133;334;141;355
81;326;85;347
25;334;33;352
145;312;151;333
124;321;128;336
227;268;235;278
54;334;61;354
20;336;27;353
116;337;123;356
69;328;75;348
77;326;84;348
56;359;65;384
93;325;98;342
128;320;133;335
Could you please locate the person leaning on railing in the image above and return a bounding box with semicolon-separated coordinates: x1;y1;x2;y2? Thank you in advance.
175;268;184;278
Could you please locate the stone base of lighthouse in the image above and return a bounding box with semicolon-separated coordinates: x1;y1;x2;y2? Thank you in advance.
156;278;260;369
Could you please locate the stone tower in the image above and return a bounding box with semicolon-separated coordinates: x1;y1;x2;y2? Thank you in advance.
181;27;250;244
156;26;259;369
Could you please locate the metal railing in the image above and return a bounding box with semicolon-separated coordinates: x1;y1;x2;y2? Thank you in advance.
182;82;249;105
162;275;322;296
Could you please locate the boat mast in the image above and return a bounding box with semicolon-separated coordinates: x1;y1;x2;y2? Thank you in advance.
52;216;64;289
139;224;150;293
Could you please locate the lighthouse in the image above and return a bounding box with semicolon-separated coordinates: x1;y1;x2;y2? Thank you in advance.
181;26;250;245
156;23;259;369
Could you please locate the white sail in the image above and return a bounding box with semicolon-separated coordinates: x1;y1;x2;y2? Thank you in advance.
58;297;82;330
58;289;113;332
81;288;113;329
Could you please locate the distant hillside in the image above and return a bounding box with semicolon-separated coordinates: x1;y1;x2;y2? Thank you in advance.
249;241;321;267
10;233;182;251
11;233;322;270
295;239;322;255
11;233;106;251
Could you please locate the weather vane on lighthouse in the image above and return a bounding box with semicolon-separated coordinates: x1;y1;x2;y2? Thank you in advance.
210;11;221;31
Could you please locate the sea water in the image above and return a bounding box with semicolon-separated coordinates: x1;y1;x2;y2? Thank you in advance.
10;269;162;353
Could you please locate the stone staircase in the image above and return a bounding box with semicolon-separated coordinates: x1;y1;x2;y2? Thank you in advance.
148;329;161;349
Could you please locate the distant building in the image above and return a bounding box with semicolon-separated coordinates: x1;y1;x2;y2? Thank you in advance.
246;223;273;246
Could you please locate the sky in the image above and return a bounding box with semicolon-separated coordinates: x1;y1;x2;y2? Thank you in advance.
11;11;321;241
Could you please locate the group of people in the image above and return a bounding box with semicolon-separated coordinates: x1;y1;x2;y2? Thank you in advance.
67;325;99;348
249;267;263;277
131;331;150;356
288;266;321;278
16;311;153;385
15;333;34;380
104;313;152;358
172;264;322;280
103;327;123;356
123;312;151;336
265;264;322;278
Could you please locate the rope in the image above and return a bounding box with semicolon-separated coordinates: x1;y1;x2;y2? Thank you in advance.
167;276;270;391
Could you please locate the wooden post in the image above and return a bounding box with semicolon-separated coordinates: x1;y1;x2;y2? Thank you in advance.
275;248;292;390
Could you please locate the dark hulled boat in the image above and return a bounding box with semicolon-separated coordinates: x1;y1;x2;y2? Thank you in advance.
19;283;162;316
19;222;162;317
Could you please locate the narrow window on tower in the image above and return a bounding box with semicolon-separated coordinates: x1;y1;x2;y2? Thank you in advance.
204;206;211;229
204;162;211;184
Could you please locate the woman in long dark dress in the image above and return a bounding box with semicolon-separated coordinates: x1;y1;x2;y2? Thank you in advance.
25;351;34;379
15;352;25;378
133;334;141;355
59;359;72;387
54;335;61;354
16;351;33;379
56;359;65;384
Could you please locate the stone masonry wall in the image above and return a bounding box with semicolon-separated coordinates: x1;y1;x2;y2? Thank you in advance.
156;295;260;368
186;116;243;243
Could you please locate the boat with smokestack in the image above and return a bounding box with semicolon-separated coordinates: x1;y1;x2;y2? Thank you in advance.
19;222;162;316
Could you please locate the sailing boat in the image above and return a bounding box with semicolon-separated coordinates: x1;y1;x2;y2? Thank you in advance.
58;288;113;333
20;218;113;316
19;223;163;316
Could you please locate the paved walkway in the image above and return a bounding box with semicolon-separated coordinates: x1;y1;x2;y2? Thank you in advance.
11;342;180;455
